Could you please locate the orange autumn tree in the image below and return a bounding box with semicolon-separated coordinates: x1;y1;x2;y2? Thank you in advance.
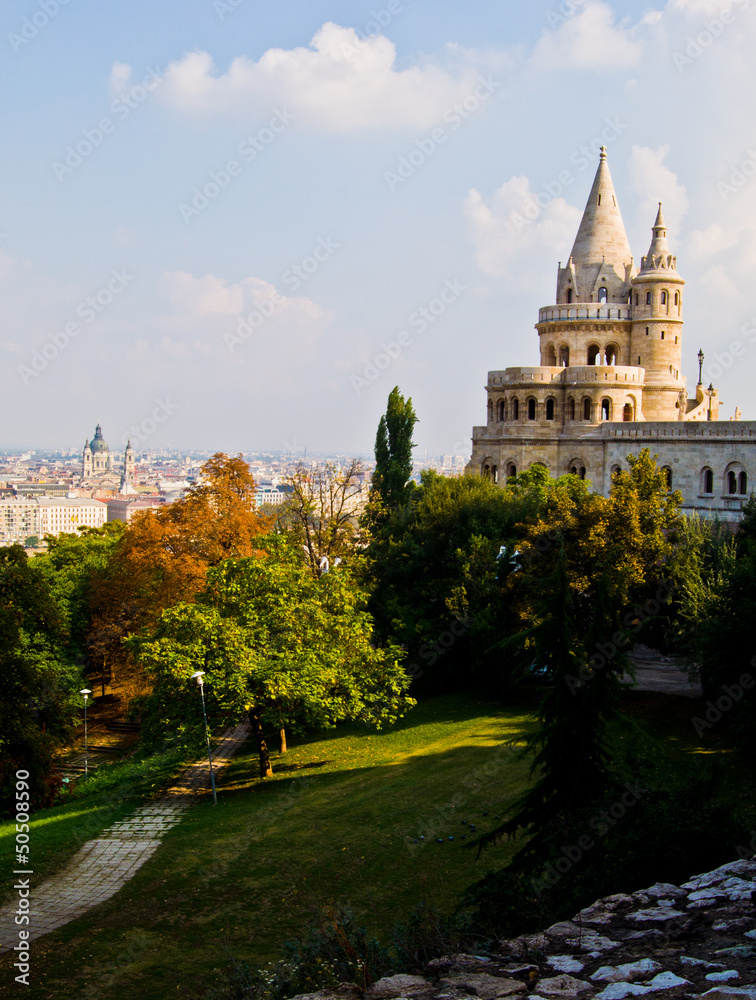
87;453;272;698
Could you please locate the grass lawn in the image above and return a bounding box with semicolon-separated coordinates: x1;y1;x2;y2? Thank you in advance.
1;694;536;1000
2;689;751;1000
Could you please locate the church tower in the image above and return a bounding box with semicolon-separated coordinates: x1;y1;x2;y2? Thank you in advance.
82;440;93;477
629;205;686;421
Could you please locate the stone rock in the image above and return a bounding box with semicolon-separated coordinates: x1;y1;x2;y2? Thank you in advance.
544;922;582;938
594;985;652;999
707;973;742;983
535;975;592;997
646;972;689;990
438;974;525;999
565;932;620;953
545;956;585;974
625;908;684;923
644;883;687;900
680;957;725;970
427;957;492;971
700;990;756;1000
367;976;432;999
590;960;662;983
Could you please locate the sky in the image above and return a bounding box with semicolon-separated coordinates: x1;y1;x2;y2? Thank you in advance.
2;0;756;458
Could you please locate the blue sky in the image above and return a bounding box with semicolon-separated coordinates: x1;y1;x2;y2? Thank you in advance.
2;0;756;456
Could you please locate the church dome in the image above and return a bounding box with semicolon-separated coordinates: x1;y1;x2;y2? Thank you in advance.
89;424;109;454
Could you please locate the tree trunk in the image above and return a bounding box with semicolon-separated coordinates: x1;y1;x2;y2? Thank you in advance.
279;727;287;754
249;709;273;777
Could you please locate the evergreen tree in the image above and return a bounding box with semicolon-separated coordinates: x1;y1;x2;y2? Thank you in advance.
371;387;417;516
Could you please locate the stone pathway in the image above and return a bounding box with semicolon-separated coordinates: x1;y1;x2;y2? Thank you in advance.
624;644;702;699
0;720;249;952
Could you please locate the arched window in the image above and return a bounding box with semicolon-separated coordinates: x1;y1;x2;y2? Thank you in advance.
499;399;506;422
568;397;575;420
611;464;621;477
623;403;633;421
492;465;498;484
513;398;519;420
546;344;557;366
635;293;639;306
702;468;713;494
728;471;738;495
507;463;517;479
559;345;570;367
601;398;611;421
587;343;600;365
674;291;679;305
598;286;608;303
487;400;493;423
483;464;491;480
583;398;592;421
580;466;586;480
739;471;748;495
661;290;667;305
605;344;617;365
646;291;652;305
528;397;536;420
662;466;673;490
546;398;555;421
566;288;573;303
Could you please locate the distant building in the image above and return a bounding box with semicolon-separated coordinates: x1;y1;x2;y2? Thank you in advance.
0;497;107;545
255;484;293;507
106;496;165;523
81;424;135;494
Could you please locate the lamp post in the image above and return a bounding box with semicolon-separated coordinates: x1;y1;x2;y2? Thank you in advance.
190;671;217;805
698;349;704;385
80;689;92;778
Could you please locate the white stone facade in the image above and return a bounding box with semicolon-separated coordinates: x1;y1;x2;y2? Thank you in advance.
467;149;754;517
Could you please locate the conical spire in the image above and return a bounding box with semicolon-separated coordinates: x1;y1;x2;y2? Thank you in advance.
568;147;633;269
641;202;674;270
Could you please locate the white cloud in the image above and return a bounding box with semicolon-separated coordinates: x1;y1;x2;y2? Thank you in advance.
628;145;689;236
464;177;581;287
530;1;642;73
160;22;482;131
109;61;131;95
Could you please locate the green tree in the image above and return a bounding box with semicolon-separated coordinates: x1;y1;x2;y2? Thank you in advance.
482;450;683;853
370;386;418;520
0;546;80;812
129;537;415;778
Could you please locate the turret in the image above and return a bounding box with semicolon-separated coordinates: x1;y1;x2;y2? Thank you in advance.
630;204;686;420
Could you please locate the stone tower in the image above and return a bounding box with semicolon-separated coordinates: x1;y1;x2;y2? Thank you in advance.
629;204;686;421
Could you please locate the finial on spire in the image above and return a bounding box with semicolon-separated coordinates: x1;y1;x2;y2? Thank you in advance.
599;145;607;160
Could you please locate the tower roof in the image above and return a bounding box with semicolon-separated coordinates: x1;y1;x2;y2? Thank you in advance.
641;202;674;270
89;423;109;454
568;147;633;270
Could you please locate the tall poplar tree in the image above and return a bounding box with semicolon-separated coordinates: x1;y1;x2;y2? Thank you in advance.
371;386;418;516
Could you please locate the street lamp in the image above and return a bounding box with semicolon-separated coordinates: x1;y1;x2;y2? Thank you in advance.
190;671;217;806
698;349;705;385
80;689;92;778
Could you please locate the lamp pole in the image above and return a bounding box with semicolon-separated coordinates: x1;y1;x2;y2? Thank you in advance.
698;349;704;385
80;689;92;778
190;671;217;805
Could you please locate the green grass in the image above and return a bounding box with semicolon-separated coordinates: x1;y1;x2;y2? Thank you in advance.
0;746;192;907
1;695;535;999
2;690;751;1000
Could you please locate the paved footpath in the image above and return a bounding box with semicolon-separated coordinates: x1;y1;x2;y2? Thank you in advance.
0;720;250;953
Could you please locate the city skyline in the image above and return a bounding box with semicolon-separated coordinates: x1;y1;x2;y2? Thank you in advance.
3;0;756;455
